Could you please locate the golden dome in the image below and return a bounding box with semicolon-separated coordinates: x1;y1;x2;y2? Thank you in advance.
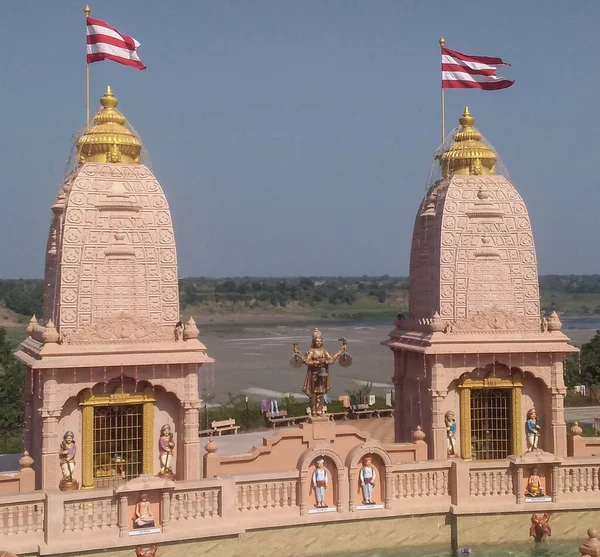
439;107;496;177
76;86;142;165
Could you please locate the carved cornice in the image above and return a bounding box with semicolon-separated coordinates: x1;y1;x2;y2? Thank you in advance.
447;306;540;334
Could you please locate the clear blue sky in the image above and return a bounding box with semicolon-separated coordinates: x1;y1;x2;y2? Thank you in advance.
1;0;598;278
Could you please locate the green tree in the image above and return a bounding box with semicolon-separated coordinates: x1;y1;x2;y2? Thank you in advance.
568;331;600;387
0;327;25;430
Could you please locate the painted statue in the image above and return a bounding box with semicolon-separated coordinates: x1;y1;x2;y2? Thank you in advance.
158;424;175;478
530;513;551;543
526;408;541;452
134;493;155;528
292;329;349;416
525;467;545;497
445;410;457;456
311;458;328;508
59;431;78;490
359;455;377;504
136;546;157;557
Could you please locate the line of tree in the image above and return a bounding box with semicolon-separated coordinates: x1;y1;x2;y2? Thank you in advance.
3;275;600;318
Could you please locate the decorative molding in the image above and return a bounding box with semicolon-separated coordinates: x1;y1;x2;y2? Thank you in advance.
63;312;174;344
448;306;540;334
80;385;156;406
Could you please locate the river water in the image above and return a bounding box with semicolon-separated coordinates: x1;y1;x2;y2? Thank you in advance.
200;317;600;403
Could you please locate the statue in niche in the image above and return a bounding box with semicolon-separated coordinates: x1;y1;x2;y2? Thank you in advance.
359;455;377;505
158;424;175;479
174;321;184;341
445;410;457;456
525;467;545;498
133;493;155;529
290;329;350;416
311;458;328;508
59;431;78;491
526;408;541;452
530;513;551;543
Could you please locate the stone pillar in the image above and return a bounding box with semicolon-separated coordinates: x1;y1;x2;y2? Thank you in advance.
182;402;201;481
430;362;447;460
40;408;61;490
299;472;307;516
336;468;346;513
348;468;356;511
384;469;392;510
552;464;560;503
550;360;568;457
118;495;128;538
161;491;171;533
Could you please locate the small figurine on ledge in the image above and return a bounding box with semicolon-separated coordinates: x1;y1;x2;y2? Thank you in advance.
526;408;541;452
59;431;78;491
290;329;351;417
311;458;328;508
359;455;377;504
174;321;184;341
158;424;175;479
133;493;155;529
445;410;457;456
525;467;545;497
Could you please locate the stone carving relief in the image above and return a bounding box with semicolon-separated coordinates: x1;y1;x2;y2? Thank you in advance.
409;175;540;323
61;312;174;345
446;306;540;334
44;164;180;333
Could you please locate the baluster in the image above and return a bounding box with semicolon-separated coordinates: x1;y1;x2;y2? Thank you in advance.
477;472;484;496
290;481;297;507
273;483;280;508
500;472;507;495
240;485;247;511
490;472;498;496
556;468;564;495
407;473;415;497
177;493;185;519
507;471;514;495
26;504;34;534
35;502;44;533
469;472;476;496
63;504;73;533
73;503;82;532
434;471;441;496
594;468;600;491
190;492;198;519
577;468;583;491
92;501;101;530
427;472;434;496
211;490;219;516
7;506;15;534
185;493;193;519
15;505;24;534
169;494;178;521
419;473;426;496
247;484;254;510
101;500;110;528
111;500;118;528
82;502;91;530
257;483;264;508
442;471;448;497
586;467;592;491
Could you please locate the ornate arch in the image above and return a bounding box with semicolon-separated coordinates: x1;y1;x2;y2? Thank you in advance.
345;442;393;510
297;444;346;515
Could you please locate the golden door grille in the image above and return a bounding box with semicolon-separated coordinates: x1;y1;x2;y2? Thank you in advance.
93;404;143;488
470;389;511;460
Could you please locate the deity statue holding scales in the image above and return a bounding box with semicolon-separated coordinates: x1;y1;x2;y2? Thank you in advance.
290;329;352;416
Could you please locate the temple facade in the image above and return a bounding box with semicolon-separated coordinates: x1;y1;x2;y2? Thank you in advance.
15;87;213;490
384;108;578;460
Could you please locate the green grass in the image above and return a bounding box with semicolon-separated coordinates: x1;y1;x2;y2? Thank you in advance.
541;291;600;316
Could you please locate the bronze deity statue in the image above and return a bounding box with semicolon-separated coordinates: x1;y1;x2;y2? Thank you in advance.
59;431;78;491
290;328;352;416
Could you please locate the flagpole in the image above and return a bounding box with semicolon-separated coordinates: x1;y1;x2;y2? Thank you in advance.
440;37;445;145
85;5;91;125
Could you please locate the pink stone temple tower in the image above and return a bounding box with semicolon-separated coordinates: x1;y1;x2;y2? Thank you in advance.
384;108;577;460
16;87;213;489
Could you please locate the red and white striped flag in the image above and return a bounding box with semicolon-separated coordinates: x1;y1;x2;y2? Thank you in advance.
442;47;513;90
86;16;146;70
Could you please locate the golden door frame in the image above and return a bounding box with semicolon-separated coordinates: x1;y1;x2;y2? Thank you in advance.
458;375;523;460
79;386;156;489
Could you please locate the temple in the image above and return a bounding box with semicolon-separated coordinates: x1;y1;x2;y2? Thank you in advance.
15;87;213;490
2;94;600;557
384;108;577;460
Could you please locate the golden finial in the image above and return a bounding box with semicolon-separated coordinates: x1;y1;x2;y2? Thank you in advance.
439;37;445;47
84;5;91;16
438;107;496;177
76;86;142;166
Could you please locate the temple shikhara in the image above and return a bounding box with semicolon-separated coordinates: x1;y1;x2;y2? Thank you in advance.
1;91;599;557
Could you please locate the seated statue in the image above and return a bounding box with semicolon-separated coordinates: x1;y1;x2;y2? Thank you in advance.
525;467;545;497
134;493;155;528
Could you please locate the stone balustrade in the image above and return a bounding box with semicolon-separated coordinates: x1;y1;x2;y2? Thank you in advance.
468;460;514;498
391;461;451;501
235;472;299;512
